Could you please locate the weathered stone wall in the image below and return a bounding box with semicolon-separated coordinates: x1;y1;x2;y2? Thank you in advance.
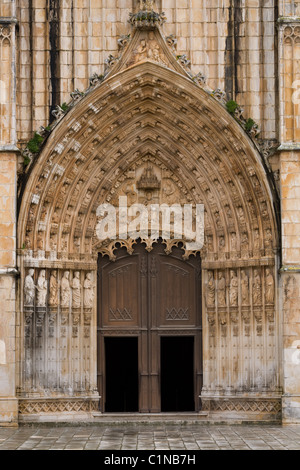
1;0;300;424
15;0;278;145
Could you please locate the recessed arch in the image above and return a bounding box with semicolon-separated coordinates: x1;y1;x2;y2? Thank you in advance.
17;51;281;419
18;61;279;259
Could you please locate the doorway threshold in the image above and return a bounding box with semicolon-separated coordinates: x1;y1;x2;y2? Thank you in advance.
92;412;209;424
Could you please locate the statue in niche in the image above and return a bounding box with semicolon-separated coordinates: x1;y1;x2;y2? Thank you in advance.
52;209;60;225
162;179;177;204
84;273;94;309
50;235;57;252
40;206;48;222
61;271;71;308
254;228;260;250
217;272;226;307
36;270;47;307
241;231;249;250
37;233;44;250
135;39;147;63
253;269;262;305
229;270;239;307
24;269;35;306
25;233;32;250
72;271;82;309
219;235;225;252
265;228;273;249
265;268;275;304
230;232;237;251
49;271;58;307
148;31;162;62
237;206;246;224
206;271;215;307
206;235;213;252
241;270;249;305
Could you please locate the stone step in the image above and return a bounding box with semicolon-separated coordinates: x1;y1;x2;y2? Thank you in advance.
92;412;209;424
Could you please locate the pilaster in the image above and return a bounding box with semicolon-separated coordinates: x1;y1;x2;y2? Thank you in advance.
278;12;300;423
0;5;19;426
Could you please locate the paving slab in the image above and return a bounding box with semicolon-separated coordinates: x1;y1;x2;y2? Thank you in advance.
0;424;299;450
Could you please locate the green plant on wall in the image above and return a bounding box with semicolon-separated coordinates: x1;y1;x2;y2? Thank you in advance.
27;132;44;154
226;100;239;115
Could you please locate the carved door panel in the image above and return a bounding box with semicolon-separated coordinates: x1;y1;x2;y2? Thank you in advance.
97;241;202;413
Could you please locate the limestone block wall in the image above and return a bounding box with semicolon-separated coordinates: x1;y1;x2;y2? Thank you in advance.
15;0;278;145
278;3;300;423
0;0;19;426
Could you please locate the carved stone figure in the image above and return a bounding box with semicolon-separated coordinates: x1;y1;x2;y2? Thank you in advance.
36;270;47;307
61;271;71;308
265;268;275;304
148;32;162;62
229;270;238;307
265;228;273;249
24;269;35;306
135;39;147;63
241;270;249;305
253;269;262;305
49;271;58;307
206;271;215;307
230;232;237;251
217;272;226;307
254;228;260;250
72;271;82;309
84;273;94;308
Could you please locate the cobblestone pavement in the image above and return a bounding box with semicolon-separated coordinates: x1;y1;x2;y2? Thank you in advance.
0;424;300;450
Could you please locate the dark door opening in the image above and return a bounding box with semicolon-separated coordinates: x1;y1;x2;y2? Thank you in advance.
161;337;195;412
105;337;139;412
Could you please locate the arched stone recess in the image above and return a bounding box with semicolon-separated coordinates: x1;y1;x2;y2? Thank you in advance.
17;25;281;420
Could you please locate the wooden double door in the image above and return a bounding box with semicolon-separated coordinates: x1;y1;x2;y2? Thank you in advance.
97;241;203;413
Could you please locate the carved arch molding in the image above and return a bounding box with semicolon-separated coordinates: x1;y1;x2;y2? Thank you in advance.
17;28;281;418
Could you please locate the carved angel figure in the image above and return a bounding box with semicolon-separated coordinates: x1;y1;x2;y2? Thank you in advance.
24;269;35;306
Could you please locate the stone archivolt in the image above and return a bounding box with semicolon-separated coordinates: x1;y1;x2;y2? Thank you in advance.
17;20;280;416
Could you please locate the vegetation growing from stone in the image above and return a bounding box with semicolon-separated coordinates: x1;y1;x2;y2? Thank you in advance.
226;100;239;114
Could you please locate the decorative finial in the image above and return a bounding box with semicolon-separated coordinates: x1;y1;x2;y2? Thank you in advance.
139;0;156;11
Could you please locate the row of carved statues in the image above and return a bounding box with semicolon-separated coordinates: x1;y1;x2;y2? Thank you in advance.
24;269;95;309
206;268;275;308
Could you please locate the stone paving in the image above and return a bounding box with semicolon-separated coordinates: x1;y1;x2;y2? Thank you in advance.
0;424;300;450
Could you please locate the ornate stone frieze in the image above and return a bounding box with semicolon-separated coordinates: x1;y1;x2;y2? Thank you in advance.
18;399;99;415
201;398;281;415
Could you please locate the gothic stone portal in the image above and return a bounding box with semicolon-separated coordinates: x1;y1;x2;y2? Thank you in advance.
18;23;281;421
97;240;203;413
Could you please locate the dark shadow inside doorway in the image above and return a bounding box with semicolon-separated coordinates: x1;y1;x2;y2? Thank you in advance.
161;336;195;412
105;337;139;412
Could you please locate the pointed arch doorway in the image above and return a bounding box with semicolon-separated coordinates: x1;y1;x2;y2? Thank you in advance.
97;240;203;413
